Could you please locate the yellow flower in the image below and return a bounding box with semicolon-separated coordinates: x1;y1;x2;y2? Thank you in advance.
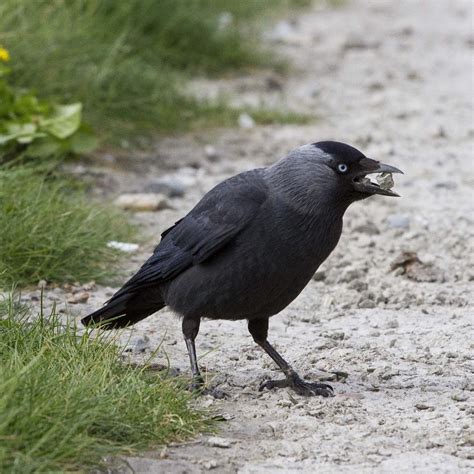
0;47;10;62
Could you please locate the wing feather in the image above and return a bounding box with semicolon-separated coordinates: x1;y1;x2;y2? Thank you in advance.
109;170;267;300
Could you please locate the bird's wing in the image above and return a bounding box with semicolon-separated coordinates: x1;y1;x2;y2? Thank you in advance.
111;170;267;298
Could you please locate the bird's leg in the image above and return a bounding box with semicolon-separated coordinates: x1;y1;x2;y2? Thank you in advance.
182;317;204;391
248;318;334;397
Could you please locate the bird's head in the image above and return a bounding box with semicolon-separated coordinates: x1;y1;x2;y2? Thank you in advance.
267;141;403;213
312;141;403;200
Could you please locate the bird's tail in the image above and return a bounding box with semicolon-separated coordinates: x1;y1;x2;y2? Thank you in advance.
81;288;165;329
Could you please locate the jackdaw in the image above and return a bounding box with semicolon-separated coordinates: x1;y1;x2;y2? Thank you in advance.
82;141;402;397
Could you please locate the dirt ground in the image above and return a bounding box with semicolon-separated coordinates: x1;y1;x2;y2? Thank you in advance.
34;0;474;472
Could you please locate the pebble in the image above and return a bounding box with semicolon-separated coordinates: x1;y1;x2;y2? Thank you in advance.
268;20;295;42
451;393;469;402
415;403;433;410
145;171;198;197
67;291;90;304
238;113;255;129
277;399;292;408
387;214;410;229
353;222;380;235
348;280;368;292
123;336;151;354
107;241;139;253
204;145;219;162
342;33;380;51
339;268;364;283
327;331;345;341
358;299;376;309
312;271;326;281
385;319;399;329
207;437;232;448
434;181;457;190
431;125;447;138
115;193;170;211
201;459;218;470
265;75;284;91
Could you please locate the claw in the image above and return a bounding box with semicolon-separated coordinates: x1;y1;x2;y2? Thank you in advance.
188;375;205;393
188;377;228;399
259;374;335;397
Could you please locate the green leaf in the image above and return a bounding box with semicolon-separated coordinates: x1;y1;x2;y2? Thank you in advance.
14;94;49;117
24;138;64;158
70;126;98;153
0;123;45;145
39;103;82;139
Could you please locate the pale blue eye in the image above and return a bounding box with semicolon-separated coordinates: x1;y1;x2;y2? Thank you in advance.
338;163;348;173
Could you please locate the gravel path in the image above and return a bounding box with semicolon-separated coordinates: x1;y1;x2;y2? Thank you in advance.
39;0;474;472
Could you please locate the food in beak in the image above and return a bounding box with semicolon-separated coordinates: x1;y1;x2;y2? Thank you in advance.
376;172;395;191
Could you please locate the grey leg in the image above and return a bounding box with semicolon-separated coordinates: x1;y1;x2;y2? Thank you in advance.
248;318;334;397
182;317;204;390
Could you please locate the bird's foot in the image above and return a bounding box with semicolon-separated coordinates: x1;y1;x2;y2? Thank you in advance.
259;372;334;397
188;375;205;393
188;376;228;399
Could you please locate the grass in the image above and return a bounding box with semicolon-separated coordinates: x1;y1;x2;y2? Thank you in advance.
0;0;312;142
0;163;133;287
0;294;210;473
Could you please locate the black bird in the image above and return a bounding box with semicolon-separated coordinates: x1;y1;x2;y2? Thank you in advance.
82;141;402;397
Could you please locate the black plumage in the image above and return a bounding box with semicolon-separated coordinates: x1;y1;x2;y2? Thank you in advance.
82;141;402;397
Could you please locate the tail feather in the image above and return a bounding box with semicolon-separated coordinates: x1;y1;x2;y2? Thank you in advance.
81;289;165;329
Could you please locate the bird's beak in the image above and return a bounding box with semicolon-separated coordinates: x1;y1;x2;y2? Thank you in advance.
353;157;404;197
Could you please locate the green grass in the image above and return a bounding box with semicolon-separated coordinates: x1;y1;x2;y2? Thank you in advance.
0;0;311;142
0;164;133;287
0;294;210;473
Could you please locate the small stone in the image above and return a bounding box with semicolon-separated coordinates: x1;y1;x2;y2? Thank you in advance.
238;113;255;129
201;459;218;470
107;241;139;252
207;437;232;448
342;34;380;51
327;331;345;341
385;319;399;329
353;222;380;235
348;280;368;292
387;214;410;229
67;291;90;304
434;181;457;190
268;20;294;42
312;271;326;281
358;299;376;309
115;193;170;211
124;336;150;354
451;393;469;402
315;338;338;350
390;251;441;282
265;75;284;90
37;280;47;289
432;125;447;138
204;145;219;162
339;268;364;283
144;177;190;197
82;281;96;291
415;403;433;410
445;351;458;359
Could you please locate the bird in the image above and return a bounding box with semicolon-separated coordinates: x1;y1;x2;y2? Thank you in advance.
82;141;403;397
